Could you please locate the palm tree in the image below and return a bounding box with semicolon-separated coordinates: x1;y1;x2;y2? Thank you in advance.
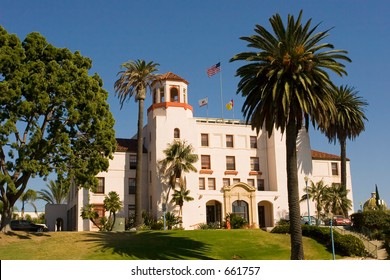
158;140;198;207
321;86;367;196
19;189;38;219
230;11;350;259
114;59;159;226
300;179;329;223
103;191;123;231
80;204;101;229
323;183;352;216
170;178;194;223
37;180;69;204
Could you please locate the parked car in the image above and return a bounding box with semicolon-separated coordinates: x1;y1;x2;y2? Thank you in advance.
301;216;317;225
324;215;351;226
10;220;48;232
332;215;352;226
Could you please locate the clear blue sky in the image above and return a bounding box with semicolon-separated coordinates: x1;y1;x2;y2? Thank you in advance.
2;0;389;212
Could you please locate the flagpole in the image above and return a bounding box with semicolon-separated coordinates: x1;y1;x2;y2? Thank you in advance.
220;65;223;119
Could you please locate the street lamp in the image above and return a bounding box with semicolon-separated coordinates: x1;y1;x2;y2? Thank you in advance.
304;176;311;225
329;213;336;260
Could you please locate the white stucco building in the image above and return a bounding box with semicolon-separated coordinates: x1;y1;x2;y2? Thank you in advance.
65;72;353;231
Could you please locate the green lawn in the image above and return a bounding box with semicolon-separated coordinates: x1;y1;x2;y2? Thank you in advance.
0;229;336;260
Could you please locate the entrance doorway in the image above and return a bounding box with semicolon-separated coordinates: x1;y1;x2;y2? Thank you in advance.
206;200;222;225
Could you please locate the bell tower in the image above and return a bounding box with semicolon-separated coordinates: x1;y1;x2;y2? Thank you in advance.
147;72;193;119
145;72;197;221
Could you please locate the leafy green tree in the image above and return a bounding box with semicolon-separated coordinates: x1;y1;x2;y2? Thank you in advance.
158;140;198;209
19;189;38;219
230;11;350;259
321;86;367;197
114;59;159;226
103;191;123;231
37;180;69;204
0;26;116;231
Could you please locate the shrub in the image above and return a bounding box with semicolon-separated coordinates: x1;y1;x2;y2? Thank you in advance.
197;223;209;230
208;222;221;229
229;214;248;229
270;225;289;234
333;234;366;256
271;224;366;257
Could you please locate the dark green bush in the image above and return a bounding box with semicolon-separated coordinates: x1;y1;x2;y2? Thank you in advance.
230;214;248;229
333;234;366;256
271;224;366;257
270;225;290;234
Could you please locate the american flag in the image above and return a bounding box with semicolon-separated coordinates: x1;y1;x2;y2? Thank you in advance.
206;62;221;77
198;97;208;107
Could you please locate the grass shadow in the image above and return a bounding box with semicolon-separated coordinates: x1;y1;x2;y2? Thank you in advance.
81;231;214;260
3;231;51;239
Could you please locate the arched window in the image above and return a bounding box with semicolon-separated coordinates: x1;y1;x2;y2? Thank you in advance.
174;128;180;138
232;200;249;222
170;87;179;102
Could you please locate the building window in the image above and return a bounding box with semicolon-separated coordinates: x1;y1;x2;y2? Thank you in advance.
226;135;234;148
250;157;260;171
170;87;179;102
94;177;105;194
201;133;209;146
201;155;211;169
223;178;230;187
129;154;137;169
160;87;165;102
199;178;205;190
208;178;216;190
128;178;136;194
257;179;265;191
331;162;339;175
92;204;104;226
226;156;236;170
247;179;255;187
250;136;257;149
128;204;135;216
174;128;180;139
233;178;240;184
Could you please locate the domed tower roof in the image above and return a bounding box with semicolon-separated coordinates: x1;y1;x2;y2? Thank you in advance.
154;72;189;85
363;192;388;211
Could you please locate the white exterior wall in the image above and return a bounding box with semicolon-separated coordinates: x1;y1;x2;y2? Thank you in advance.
64;72;354;231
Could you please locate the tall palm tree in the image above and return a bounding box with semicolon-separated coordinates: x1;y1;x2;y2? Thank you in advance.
114;59;159;226
230;11;350;259
158;140;198;207
103;191;123;231
19;189;38;219
321;85;367;198
37;180;69;204
300;179;329;223
323;183;352;216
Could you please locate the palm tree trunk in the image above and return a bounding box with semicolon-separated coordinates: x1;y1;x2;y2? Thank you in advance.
135;97;144;226
340;136;348;217
286;119;304;260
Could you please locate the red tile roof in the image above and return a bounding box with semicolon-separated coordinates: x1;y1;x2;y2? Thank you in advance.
311;150;349;161
155;72;189;85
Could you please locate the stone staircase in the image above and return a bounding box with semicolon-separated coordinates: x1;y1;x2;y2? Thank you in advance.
334;227;388;260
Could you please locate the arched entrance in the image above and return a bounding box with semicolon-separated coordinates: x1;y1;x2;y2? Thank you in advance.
222;182;257;228
257;201;274;228
232;200;249;221
206;200;222;226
